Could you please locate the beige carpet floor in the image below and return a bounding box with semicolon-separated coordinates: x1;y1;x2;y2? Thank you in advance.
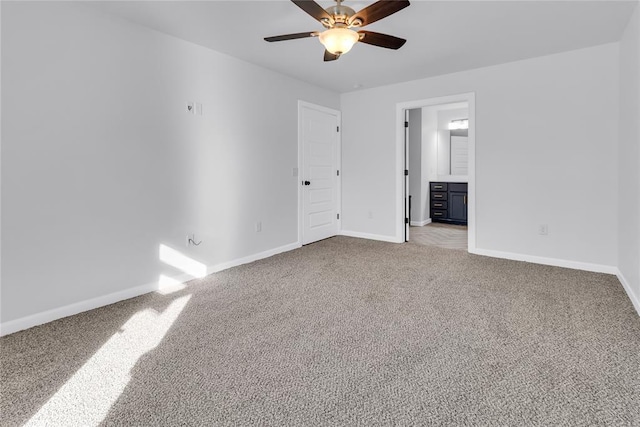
410;223;468;250
1;236;639;426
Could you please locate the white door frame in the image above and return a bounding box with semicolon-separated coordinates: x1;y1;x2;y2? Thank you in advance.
297;100;342;246
395;92;476;252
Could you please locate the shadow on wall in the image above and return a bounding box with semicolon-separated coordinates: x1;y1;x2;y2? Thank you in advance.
0;244;209;426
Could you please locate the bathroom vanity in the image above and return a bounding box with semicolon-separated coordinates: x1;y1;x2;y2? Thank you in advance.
430;182;468;225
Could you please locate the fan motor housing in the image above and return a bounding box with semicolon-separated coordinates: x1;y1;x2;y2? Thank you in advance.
322;5;360;28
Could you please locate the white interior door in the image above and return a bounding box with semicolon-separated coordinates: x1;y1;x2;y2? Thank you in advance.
404;109;410;242
300;103;340;245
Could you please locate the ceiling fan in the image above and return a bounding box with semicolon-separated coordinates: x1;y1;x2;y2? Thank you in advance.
264;0;410;61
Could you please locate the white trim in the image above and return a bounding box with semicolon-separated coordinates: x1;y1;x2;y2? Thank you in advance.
298;101;304;246
396;92;476;252
435;175;467;183
470;247;618;275
615;269;640;317
298;100;342;246
340;230;403;243
0;282;159;337
410;219;432;227
0;241;302;337
4;240;634;336
207;242;301;274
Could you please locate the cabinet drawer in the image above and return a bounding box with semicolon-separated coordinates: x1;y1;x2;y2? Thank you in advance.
449;183;468;192
430;182;448;191
430;201;447;209
431;192;447;201
431;209;447;218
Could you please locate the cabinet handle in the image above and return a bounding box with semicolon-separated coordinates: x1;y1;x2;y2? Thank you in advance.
434;195;442;198
464;195;466;204
434;185;442;189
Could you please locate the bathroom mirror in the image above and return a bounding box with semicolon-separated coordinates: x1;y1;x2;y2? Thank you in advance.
437;129;468;177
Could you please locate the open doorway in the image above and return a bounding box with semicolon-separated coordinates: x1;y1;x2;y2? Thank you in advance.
397;93;475;251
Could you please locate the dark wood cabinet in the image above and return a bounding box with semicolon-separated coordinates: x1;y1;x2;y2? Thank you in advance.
430;182;468;225
449;193;467;222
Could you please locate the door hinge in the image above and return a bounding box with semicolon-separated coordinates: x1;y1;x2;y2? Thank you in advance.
337;170;340;176
405;218;409;224
337;213;340;220
404;169;409;176
404;121;409;128
337;126;340;132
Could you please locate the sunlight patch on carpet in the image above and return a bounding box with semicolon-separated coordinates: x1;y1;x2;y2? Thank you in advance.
157;274;187;295
25;295;191;426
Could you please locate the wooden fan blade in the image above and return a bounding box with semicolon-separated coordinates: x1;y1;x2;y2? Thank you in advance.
349;0;410;27
292;0;334;24
264;32;319;42
358;31;406;49
324;50;340;61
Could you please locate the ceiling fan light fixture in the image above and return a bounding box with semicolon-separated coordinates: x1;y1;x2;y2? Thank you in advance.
319;28;359;55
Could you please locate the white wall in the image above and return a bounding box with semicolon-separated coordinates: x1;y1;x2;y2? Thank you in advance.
408;109;423;223
1;2;338;327
618;4;640;313
421;107;439;222
422;107;439;185
341;43;619;269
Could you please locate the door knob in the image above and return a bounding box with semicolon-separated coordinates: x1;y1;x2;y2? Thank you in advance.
304;181;311;186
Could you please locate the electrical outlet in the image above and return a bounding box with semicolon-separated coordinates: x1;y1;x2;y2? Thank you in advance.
186;102;195;115
255;221;262;233
538;224;548;235
195;102;203;116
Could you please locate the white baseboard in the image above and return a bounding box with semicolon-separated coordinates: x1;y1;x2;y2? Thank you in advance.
615;269;640;317
340;230;403;243
0;282;159;337
470;248;618;275
4;240;633;336
410;219;432;227
207;242;301;274
0;241;302;337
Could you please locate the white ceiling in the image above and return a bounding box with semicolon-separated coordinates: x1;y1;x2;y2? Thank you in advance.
91;1;637;93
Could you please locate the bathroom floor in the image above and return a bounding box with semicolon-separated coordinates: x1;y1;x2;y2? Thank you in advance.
410;223;468;250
